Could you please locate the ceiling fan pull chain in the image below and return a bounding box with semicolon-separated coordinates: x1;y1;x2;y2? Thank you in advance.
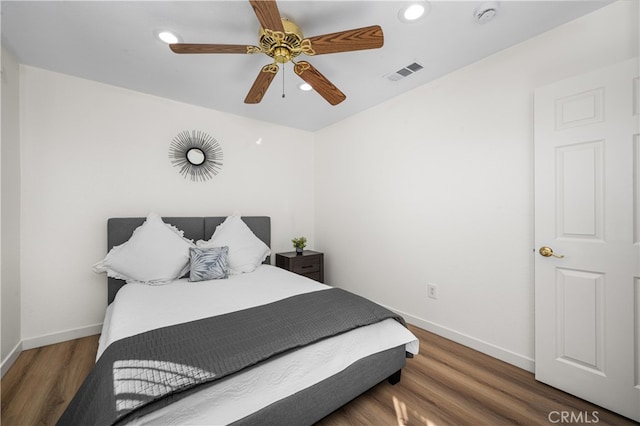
282;62;286;98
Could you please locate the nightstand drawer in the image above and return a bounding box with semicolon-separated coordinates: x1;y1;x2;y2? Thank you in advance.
291;258;320;274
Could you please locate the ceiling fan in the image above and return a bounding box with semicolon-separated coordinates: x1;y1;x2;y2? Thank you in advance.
169;0;384;106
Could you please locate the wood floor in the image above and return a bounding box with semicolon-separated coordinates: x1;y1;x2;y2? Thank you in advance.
2;325;637;426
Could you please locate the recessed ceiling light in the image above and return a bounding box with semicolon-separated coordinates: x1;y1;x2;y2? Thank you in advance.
404;5;424;20
158;31;179;44
299;83;313;92
399;2;430;23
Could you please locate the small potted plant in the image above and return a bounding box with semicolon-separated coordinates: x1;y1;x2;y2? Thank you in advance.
292;236;307;255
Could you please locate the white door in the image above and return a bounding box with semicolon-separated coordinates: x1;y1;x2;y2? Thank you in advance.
534;57;640;421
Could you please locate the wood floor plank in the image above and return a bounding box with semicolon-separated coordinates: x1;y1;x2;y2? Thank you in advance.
1;326;637;426
1;335;99;426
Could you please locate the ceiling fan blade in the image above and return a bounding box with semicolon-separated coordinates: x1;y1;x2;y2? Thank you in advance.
294;61;346;106
245;64;279;104
306;25;383;55
170;43;258;54
249;0;285;32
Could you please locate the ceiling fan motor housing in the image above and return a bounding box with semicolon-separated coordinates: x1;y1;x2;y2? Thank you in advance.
259;18;304;63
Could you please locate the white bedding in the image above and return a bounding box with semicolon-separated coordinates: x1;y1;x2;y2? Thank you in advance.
99;265;419;425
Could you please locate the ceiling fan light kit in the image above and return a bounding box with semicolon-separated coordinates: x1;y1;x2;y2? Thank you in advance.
168;0;384;106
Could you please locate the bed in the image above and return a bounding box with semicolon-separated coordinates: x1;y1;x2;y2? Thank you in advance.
58;215;419;425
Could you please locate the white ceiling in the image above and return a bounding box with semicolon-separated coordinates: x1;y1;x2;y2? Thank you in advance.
1;0;613;131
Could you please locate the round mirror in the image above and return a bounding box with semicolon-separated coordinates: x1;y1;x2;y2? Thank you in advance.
186;148;206;165
169;130;223;182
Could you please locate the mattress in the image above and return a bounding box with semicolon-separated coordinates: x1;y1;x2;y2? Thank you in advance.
99;265;419;425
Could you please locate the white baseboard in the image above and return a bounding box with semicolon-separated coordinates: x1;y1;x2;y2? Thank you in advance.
22;323;102;351
391;308;535;373
1;340;23;378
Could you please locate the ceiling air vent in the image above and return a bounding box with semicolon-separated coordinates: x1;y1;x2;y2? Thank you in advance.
385;62;424;81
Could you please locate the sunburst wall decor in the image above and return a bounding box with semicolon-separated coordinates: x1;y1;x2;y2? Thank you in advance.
169;130;223;182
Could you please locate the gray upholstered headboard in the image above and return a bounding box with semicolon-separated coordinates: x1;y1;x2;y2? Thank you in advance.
106;216;271;304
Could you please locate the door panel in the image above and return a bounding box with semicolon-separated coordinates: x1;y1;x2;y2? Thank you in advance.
555;268;604;373
556;141;603;239
635;135;640;244
554;88;604;130
635;277;640;389
534;57;640;421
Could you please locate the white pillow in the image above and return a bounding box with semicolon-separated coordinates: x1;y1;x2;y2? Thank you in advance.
197;216;270;274
93;212;195;284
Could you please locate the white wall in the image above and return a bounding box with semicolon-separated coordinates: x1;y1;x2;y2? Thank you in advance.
1;46;22;372
19;67;315;345
314;1;639;370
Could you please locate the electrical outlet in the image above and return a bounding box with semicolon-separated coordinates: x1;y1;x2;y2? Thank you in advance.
427;283;438;300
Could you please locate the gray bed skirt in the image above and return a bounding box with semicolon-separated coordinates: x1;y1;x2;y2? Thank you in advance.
233;345;406;425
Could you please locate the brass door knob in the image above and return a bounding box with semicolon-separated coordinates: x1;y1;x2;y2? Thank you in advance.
539;246;564;258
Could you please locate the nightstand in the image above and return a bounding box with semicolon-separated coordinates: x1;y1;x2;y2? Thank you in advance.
276;250;324;283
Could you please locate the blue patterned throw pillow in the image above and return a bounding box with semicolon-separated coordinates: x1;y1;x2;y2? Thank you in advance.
189;246;229;282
